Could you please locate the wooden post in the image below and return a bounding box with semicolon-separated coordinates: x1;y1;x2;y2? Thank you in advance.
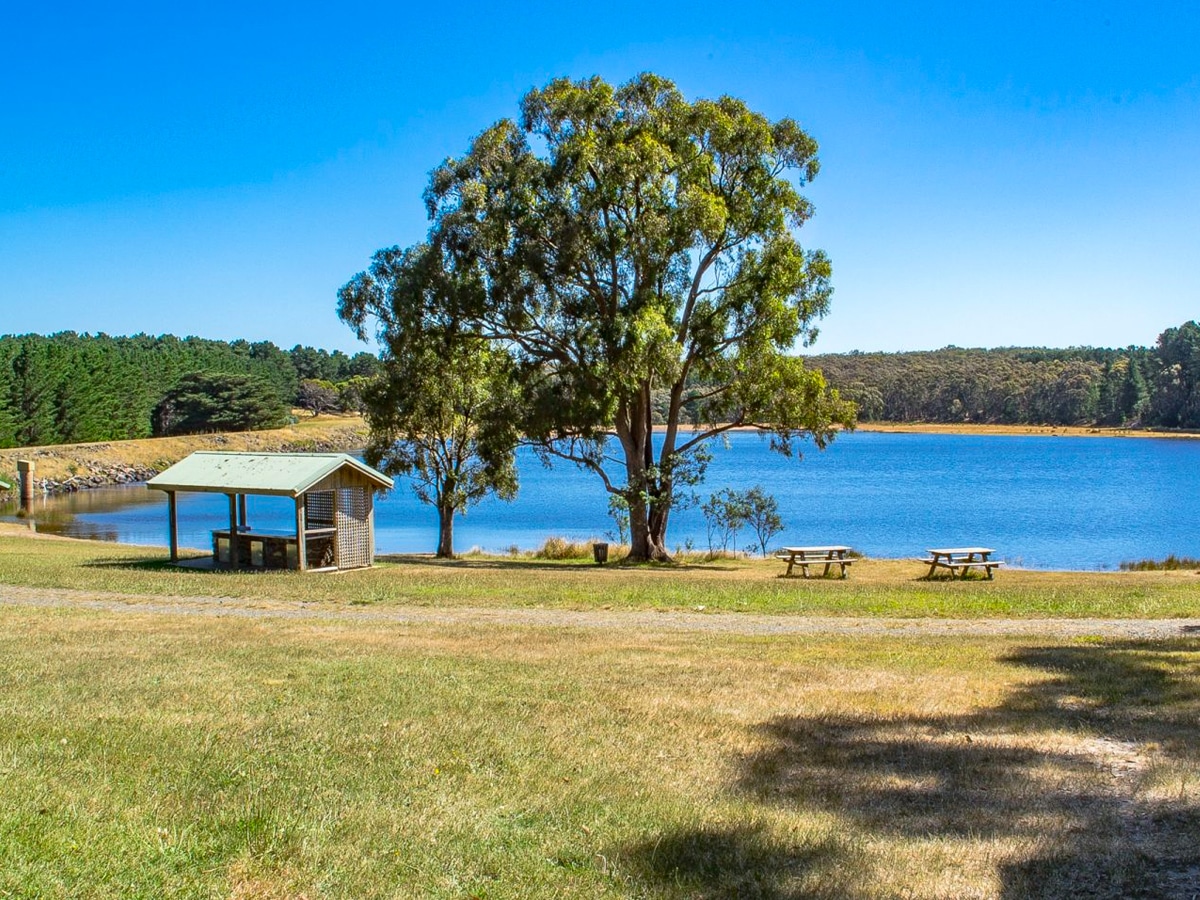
167;490;178;562
295;495;307;571
17;460;34;511
238;494;248;530
331;485;340;570
366;488;375;566
227;493;239;569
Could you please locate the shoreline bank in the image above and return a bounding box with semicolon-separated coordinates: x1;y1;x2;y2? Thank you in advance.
0;414;367;495
852;422;1200;439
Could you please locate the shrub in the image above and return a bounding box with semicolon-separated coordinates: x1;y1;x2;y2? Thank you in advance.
535;537;595;560
1119;555;1200;571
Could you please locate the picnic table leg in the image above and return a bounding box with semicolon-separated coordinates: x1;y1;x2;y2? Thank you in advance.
785;557;795;577
822;561;833;578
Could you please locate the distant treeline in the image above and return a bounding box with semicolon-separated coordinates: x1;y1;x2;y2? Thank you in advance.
0;332;379;448
810;321;1200;428
7;320;1200;449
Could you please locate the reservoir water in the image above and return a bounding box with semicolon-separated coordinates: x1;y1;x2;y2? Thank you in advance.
4;431;1198;570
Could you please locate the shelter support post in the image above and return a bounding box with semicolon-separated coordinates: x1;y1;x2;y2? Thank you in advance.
227;493;239;569
295;496;307;572
238;494;248;530
16;459;34;512
167;490;178;562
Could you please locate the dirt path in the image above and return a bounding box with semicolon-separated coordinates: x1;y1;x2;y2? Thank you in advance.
1;583;1197;639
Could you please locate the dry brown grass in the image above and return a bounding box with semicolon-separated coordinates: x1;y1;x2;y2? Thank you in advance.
0;413;366;484
856;421;1196;439
2;601;1197;898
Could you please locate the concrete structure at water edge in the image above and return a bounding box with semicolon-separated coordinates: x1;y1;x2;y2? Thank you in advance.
147;452;393;572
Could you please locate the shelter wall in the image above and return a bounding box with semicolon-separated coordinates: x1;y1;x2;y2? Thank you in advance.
309;469;380;495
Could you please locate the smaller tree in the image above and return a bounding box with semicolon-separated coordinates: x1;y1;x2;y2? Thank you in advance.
606;495;631;546
702;488;750;556
335;375;372;414
298;379;340;417
742;486;785;557
152;372;290;436
360;340;518;558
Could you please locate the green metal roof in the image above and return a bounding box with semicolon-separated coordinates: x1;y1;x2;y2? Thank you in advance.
147;452;393;497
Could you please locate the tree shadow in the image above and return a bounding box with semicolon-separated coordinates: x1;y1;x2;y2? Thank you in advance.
625;639;1200;898
79;555;255;575
622;823;861;900
80;556;184;572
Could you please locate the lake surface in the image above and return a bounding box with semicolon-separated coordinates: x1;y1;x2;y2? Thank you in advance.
4;431;1198;570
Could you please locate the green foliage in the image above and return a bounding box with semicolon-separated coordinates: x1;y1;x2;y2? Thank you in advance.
811;344;1162;427
742;486;784;557
1147;321;1200;428
356;306;519;557
0;333;380;448
702;488;750;554
151;371;290;436
341;73;855;561
700;485;783;557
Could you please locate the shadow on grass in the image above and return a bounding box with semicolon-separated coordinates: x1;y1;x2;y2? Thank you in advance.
79;555;238;575
625;640;1200;898
622;824;860;900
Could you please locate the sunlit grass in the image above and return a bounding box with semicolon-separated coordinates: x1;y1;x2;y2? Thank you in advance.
1;603;1198;898
2;528;1199;619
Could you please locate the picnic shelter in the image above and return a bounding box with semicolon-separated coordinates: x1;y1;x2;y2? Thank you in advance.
147;452;393;571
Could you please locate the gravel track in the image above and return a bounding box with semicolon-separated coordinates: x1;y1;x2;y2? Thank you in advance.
2;584;1197;640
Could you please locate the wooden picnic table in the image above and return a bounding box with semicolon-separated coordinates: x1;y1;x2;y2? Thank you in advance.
212;526;336;570
776;546;854;579
922;547;1003;579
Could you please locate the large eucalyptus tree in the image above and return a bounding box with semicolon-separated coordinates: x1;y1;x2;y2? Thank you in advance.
340;73;854;561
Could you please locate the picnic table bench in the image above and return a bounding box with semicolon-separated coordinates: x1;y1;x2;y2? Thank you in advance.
776;546;855;579
921;547;1003;579
212;527;336;570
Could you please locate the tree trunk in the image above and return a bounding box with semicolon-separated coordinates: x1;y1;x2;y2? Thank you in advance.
647;500;672;560
625;482;673;562
436;503;455;558
616;391;676;563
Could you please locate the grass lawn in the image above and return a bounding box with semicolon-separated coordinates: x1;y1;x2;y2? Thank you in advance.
2;527;1199;619
1;603;1199;898
1;530;1199;897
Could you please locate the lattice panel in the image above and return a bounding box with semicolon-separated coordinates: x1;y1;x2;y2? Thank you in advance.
305;491;335;529
335;487;372;569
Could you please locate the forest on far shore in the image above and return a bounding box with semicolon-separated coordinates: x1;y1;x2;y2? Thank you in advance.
0;332;378;449
809;320;1200;430
3;319;1200;450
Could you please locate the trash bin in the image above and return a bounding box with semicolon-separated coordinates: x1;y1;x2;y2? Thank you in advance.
592;542;609;565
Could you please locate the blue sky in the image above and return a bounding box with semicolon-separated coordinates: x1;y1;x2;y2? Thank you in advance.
1;1;1197;355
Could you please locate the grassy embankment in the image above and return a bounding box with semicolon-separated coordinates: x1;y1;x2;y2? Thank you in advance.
2;516;1199;895
0;413;367;488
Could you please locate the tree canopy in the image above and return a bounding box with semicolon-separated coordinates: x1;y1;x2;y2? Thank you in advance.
348;243;520;557
0;333;380;448
151;371;290;436
340;73;855;560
